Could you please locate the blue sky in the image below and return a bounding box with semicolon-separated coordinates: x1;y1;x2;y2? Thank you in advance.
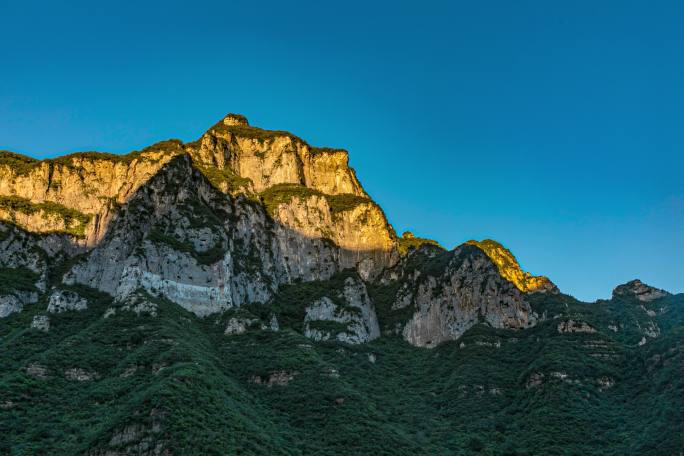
1;1;682;301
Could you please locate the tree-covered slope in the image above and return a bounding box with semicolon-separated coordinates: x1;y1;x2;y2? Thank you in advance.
1;281;682;455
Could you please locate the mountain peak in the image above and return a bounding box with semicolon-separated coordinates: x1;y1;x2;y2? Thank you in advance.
465;239;558;294
612;279;670;302
222;113;249;126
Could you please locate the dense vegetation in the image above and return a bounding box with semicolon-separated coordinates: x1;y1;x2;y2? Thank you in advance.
0;267;40;296
1;267;682;455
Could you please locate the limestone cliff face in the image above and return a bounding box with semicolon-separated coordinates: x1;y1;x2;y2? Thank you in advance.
0;113;556;348
63;155;390;317
466;239;558;294
0;114;390;259
0;144;182;244
190;114;367;196
304;275;380;344
378;244;537;347
0;222;78;317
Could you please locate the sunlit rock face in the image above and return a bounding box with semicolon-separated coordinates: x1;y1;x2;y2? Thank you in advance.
466;239;558;294
612;279;670;302
189;114;368;196
0;145;182;244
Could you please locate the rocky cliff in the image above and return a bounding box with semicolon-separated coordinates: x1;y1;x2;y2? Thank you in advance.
612;279;671;302
0;113;558;346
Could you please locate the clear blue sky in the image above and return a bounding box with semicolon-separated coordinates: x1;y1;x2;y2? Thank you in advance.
1;1;682;301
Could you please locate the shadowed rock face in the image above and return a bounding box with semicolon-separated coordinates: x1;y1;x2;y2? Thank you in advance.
387;245;537;347
303;275;380;344
612;279;671;302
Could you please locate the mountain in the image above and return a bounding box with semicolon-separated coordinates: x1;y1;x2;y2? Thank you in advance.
0;114;682;455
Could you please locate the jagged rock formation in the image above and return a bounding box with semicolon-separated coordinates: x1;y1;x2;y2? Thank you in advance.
0;113;559;348
47;289;88;313
613;279;671;302
466;239;558;293
375;244;537;347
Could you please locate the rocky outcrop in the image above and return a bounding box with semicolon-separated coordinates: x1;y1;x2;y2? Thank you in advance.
303;276;380;344
47;289;88;313
192;114;367;196
31;315;50;332
224;316;256;335
249;370;298;387
466;240;558;293
64;368;100;381
612;279;670;302
0;295;24;318
90;408;168;456
25;362;49;379
379;244;538;348
104;292;160;318
268;190;395;278
557;319;597;334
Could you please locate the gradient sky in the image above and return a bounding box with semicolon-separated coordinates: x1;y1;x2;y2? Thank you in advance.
1;1;682;301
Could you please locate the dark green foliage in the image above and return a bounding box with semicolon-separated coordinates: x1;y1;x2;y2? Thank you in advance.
0;265;682;455
0;267;39;296
0;195;92;237
367;280;411;332
306;319;350;335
